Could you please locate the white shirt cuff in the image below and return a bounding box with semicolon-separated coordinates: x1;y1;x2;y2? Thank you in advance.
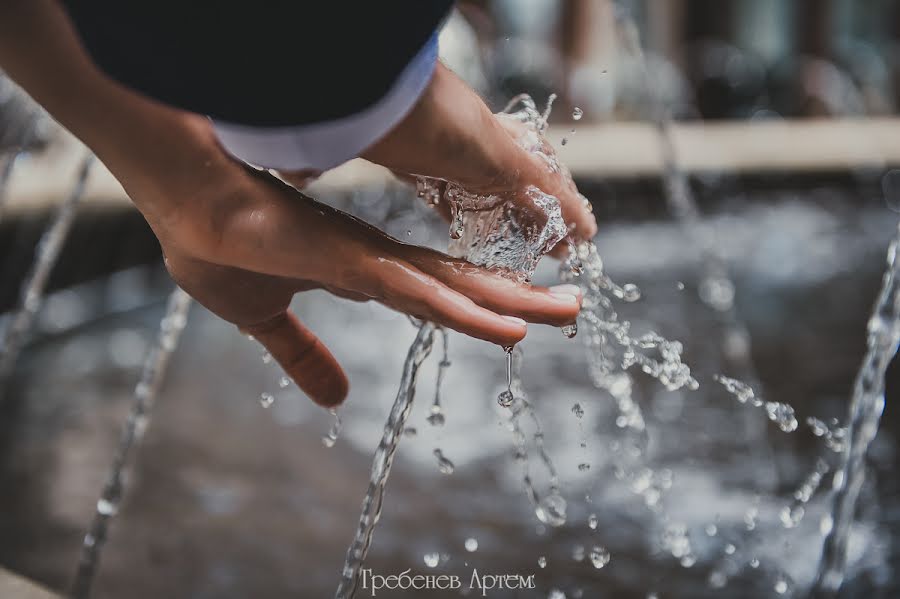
211;32;439;172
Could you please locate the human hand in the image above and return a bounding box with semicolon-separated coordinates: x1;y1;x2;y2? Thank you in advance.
360;63;597;242
142;118;582;408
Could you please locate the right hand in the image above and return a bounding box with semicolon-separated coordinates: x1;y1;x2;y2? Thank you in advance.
143;116;583;408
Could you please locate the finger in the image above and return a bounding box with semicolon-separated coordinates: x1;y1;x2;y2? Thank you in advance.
400;247;582;326
244;311;348;408
360;257;529;347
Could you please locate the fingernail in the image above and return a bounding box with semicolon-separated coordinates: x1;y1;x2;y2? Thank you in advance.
549;284;582;298
501;315;527;327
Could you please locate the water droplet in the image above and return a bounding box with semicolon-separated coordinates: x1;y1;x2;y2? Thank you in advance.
705;524;718;536
571;403;584;418
465;537;478;552
434;449;455;475
571;544;585;562
96;498;118;516
820;515;833;535
259;392;274;408
774;577;789;594
676;281;685;290
561;137;568;146
278;376;291;388
708;570;727;588
562;323;577;338
589;545;610;569
548;589;566;599
749;558;760;569
322;408;342;447
578;463;591;471
406;230;412;236
423;552;440;568
427;405;446;426
622;283;641;302
724;543;736;555
535;493;568;527
497;390;514;408
588;513;598;529
261;352;273;365
538;556;547;568
572;107;583;121
403;426;418;437
779;505;805;528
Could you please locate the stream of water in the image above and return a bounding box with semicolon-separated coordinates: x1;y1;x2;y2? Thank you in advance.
812;222;900;596
0;152;94;387
71;287;192;598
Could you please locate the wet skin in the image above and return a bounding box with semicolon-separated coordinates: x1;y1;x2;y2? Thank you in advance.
0;0;597;407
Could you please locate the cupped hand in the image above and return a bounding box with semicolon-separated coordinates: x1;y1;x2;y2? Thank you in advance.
149;136;582;408
360;63;597;242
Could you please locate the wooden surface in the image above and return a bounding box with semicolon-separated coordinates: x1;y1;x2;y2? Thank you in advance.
4;117;900;214
0;567;60;599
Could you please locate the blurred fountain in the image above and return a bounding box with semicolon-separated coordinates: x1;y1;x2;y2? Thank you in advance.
71;287;192;599
812;222;900;596
0;152;94;388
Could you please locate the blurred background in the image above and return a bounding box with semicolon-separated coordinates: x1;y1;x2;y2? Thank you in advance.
1;1;900;598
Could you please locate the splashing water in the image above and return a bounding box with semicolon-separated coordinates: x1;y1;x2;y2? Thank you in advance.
0;153;95;386
71;288;192;598
813;222;900;595
780;459;830;529
713;375;799;433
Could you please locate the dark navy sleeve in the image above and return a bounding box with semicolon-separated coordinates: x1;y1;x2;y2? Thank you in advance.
60;1;453;127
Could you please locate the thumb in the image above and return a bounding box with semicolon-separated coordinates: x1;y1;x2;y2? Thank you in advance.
244;311;348;408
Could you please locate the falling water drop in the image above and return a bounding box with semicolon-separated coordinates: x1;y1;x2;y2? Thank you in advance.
433;449;455;475
572;107;583;121
498;346;516;407
322;409;342;448
96;499;118;517
561;322;578;338
571;403;585;418
278;376;291;389
589;546;611;569
724;543;736;555
561;137;568;146
538;556;547;568
548;590;566;599
261;351;273;365
406;230;412;236
774;577;789;594
622;283;642;302
423;553;440;568
705;524;718;536
535;493;568;527
259;393;274;408
464;538;478;552
588;513;599;529
426;406;445;426
578;463;591;471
